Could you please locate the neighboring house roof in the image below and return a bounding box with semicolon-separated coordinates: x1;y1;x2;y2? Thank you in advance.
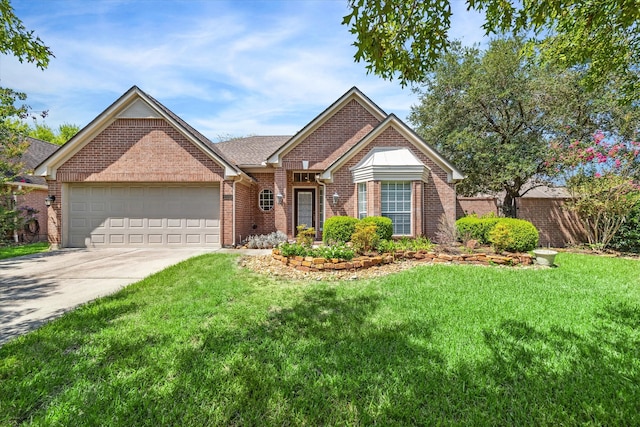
463;182;571;199
5;137;58;187
35;86;244;180
521;185;570;198
266;87;387;166
217;136;291;167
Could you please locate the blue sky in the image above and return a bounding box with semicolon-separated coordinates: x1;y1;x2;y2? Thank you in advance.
4;0;487;141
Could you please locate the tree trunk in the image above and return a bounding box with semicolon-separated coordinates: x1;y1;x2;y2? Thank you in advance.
502;192;517;218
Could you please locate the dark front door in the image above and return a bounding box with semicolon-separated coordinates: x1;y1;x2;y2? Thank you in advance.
295;189;315;232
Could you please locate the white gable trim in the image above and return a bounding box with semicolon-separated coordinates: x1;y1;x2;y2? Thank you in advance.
320;114;465;183
35;86;241;180
265;87;387;166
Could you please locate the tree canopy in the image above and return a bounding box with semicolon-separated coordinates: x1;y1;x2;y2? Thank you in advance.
343;0;640;101
0;0;53;243
28;122;80;145
409;37;639;216
0;0;52;69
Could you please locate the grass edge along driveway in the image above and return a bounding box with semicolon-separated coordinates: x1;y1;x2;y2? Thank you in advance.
1;252;639;426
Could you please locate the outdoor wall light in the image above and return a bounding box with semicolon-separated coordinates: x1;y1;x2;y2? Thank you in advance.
45;195;56;207
332;192;339;206
276;193;284;205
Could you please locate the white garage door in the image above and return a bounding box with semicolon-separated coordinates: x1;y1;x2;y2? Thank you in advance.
66;184;220;248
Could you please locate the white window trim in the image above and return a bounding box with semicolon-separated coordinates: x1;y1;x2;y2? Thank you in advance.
258;189;274;212
381;181;412;236
358;182;367;219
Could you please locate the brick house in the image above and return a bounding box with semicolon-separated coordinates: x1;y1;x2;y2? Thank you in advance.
35;86;464;248
4;137;58;243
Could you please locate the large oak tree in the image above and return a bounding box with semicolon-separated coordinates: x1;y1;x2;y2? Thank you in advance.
409;38;639;216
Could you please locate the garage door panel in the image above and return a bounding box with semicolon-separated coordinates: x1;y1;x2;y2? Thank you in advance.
205;234;219;244
110;218;125;228
148;218;163;228
109;235;125;244
90;234;105;244
67;184;220;247
128;234;144;244
167;218;182;228
71;202;87;213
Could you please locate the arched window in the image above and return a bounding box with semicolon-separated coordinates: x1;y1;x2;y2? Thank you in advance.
259;189;274;211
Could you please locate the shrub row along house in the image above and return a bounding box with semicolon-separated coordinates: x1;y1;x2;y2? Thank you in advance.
33;86;465;248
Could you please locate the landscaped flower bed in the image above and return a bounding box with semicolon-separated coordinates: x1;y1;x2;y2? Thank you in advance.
272;248;533;272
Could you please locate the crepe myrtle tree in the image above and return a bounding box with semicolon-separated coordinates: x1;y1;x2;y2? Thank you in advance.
549;132;640;249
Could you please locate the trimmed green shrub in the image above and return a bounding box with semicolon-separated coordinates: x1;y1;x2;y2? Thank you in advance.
360;216;393;241
610;203;640;253
455;215;500;243
488;223;514;253
323;216;359;244
351;223;380;254
488;218;539;252
396;236;435;251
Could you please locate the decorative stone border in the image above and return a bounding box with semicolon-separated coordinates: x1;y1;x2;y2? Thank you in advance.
272;249;533;272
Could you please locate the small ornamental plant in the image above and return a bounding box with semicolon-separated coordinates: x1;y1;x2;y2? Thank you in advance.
489;223;514;253
351;223;379;254
296;224;315;247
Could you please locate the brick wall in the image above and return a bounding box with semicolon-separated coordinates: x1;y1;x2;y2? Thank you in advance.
234;180;255;244
285;99;381;170
250;172;276;237
57;119;226;182
457;197;499;218
517;198;586;247
12;187;48;242
51;118;227;246
329;126;457;239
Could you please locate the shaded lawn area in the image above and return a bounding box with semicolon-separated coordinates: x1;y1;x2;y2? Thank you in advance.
0;243;49;260
1;253;639;426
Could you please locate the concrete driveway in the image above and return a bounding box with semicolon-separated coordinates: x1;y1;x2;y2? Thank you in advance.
0;247;219;346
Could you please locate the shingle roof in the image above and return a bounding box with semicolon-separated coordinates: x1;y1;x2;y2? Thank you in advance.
12;137;58;186
216;136;292;166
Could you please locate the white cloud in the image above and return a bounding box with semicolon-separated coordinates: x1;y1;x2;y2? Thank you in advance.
3;0;489;137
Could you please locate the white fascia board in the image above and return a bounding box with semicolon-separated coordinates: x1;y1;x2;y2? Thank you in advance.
7;181;48;190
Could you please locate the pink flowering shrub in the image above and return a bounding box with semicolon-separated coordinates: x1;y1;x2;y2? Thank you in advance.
548;132;640;248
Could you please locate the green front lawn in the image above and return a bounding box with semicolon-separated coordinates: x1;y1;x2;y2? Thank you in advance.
1;253;639;425
0;242;49;260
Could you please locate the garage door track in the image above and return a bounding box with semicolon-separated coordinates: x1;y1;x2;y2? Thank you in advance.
0;247;216;346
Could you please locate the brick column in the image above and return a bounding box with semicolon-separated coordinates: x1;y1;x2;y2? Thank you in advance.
274;168;288;237
413;181;423;236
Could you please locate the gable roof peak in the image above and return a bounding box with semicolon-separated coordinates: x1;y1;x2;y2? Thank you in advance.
266;86;388;165
35;85;244;180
